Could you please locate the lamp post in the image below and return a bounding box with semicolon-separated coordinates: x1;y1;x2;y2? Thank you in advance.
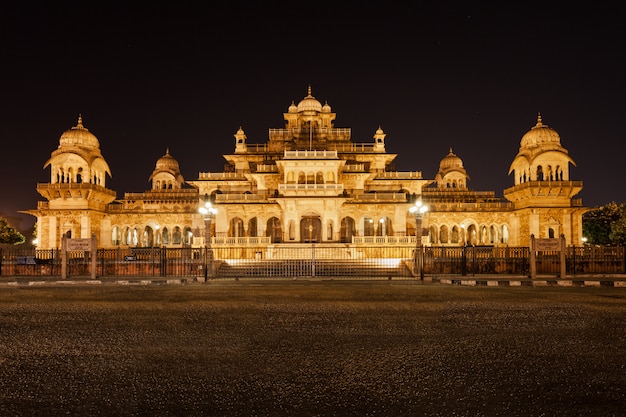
309;223;315;277
198;201;217;280
409;199;428;280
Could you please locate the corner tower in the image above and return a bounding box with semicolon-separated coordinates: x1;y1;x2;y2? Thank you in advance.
39;115;116;208
504;114;585;244
31;115;117;248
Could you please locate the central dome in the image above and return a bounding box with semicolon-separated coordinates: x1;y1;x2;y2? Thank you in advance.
296;86;322;113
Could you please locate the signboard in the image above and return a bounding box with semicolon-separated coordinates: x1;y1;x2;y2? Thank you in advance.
535;238;561;251
67;238;92;251
17;256;36;265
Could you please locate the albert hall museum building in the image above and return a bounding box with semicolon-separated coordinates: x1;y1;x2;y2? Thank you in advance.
26;87;586;254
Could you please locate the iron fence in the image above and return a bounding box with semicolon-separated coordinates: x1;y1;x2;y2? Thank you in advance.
1;245;624;279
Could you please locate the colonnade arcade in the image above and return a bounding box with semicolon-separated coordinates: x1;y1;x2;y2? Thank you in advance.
426;223;510;246
108;216;511;247
111;225;194;247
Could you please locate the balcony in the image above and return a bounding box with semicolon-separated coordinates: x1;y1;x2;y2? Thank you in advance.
278;183;344;196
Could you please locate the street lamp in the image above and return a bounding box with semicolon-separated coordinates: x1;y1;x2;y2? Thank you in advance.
198;201;217;280
409;199;428;280
309;223;315;277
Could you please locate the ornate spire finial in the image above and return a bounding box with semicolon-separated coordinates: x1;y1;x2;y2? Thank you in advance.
165;148;170;155
76;114;84;128
537;112;543;126
449;147;453;154
307;85;312;96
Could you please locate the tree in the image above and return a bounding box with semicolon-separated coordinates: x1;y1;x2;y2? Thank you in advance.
609;205;626;245
583;202;626;245
0;217;25;245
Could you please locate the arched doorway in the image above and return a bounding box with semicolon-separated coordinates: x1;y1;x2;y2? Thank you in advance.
266;217;282;243
300;216;321;243
340;217;356;243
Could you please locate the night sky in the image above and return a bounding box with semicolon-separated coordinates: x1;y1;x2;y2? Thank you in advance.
2;3;625;230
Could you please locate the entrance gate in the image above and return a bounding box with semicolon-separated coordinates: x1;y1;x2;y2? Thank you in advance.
529;234;566;278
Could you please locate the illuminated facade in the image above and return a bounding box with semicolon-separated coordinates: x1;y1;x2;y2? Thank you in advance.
27;87;586;250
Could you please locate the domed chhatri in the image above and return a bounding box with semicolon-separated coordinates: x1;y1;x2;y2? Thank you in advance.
149;149;185;190
508;113;576;186
519;113;562;148
28;88;586;250
58;114;101;149
434;148;469;189
44;114;111;188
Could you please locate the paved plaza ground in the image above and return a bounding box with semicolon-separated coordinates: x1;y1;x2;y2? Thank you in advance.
0;281;625;416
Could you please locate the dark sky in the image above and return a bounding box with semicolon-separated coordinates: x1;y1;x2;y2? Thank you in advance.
2;3;625;230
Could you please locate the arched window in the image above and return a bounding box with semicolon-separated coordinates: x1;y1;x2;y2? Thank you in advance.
340;217;356;243
376;217;393;236
300;217;321;243
363;217;375;237
451;226;460;244
536;165;544;181
184;227;193;245
112;226;121;246
439;225;449;244
266;217;282;243
489;225;497;244
229;217;245;237
143;226;154;247
123;227;131;246
429;226;437;244
500;225;509;244
248;217;258;237
172;227;182;245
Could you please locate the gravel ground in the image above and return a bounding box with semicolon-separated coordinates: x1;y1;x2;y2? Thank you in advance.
0;281;625;416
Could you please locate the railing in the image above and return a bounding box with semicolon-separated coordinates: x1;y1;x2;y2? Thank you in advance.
376;171;423;179
352;236;413;245
1;245;623;279
269;128;352;141
352;193;407;201
284;150;338;159
278;183;344;192
504;180;584;195
214;193;268;202
197;172;248;180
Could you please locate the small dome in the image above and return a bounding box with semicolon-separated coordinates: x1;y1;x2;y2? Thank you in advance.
149;148;184;189
154;148;180;172
296;86;322;113
59;115;100;149
322;101;331;112
288;101;297;113
520;113;561;148
439;148;464;169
